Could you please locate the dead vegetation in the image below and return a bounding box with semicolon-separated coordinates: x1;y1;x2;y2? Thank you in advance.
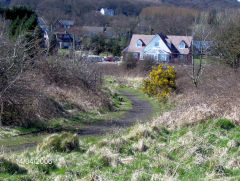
97;58;155;78
154;63;240;127
0;43;111;127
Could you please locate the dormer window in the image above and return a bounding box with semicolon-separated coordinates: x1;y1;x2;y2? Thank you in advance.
137;40;143;47
179;41;186;49
155;41;159;47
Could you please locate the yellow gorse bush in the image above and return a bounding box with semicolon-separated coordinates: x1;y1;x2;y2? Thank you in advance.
142;64;176;101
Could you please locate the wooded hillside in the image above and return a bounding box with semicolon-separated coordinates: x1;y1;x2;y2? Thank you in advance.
7;0;240;18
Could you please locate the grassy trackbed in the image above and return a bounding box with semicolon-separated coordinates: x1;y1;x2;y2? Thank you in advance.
118;86;175;120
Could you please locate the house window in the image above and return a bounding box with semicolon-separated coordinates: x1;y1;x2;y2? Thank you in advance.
179;41;186;49
155;41;159;47
68;25;71;29
137;40;142;47
158;54;169;61
56;24;60;29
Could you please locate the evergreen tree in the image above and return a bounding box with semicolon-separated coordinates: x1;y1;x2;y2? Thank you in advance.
23;14;37;32
9;17;19;38
3;6;38;39
112;43;121;56
120;38;128;50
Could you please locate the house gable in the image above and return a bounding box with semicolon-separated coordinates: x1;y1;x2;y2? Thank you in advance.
167;35;192;55
142;34;171;56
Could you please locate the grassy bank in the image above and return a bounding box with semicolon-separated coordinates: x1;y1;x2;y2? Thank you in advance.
1;118;240;180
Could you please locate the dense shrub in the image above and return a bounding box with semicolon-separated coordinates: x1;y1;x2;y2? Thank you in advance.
142;64;176;101
0;157;27;174
216;118;235;130
37;132;80;152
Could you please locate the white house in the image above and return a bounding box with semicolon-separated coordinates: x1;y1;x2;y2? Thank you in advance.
100;8;114;16
122;34;193;62
37;17;50;48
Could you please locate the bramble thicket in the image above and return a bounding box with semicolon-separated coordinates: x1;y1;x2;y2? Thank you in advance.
142;64;176;101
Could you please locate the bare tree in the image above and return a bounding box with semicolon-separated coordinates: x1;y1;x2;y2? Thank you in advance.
0;19;41;126
190;13;213;87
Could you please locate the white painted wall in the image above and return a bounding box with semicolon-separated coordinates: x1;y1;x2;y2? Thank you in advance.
142;35;171;61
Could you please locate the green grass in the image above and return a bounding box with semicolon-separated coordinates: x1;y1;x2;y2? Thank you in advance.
2;118;240;180
194;58;207;65
0;134;47;152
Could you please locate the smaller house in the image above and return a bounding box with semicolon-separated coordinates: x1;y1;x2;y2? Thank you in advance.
37;17;49;48
56;32;73;49
54;20;75;30
100;8;114;16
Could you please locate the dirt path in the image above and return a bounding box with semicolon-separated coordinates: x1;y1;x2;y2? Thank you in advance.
3;90;153;153
78;90;153;135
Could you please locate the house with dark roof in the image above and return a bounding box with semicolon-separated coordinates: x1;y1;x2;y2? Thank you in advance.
55;32;73;49
54;20;75;31
122;34;193;62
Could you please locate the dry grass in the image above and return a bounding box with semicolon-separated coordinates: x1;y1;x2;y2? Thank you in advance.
45;85;111;112
37;132;80;152
97;62;151;78
154;63;240;127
